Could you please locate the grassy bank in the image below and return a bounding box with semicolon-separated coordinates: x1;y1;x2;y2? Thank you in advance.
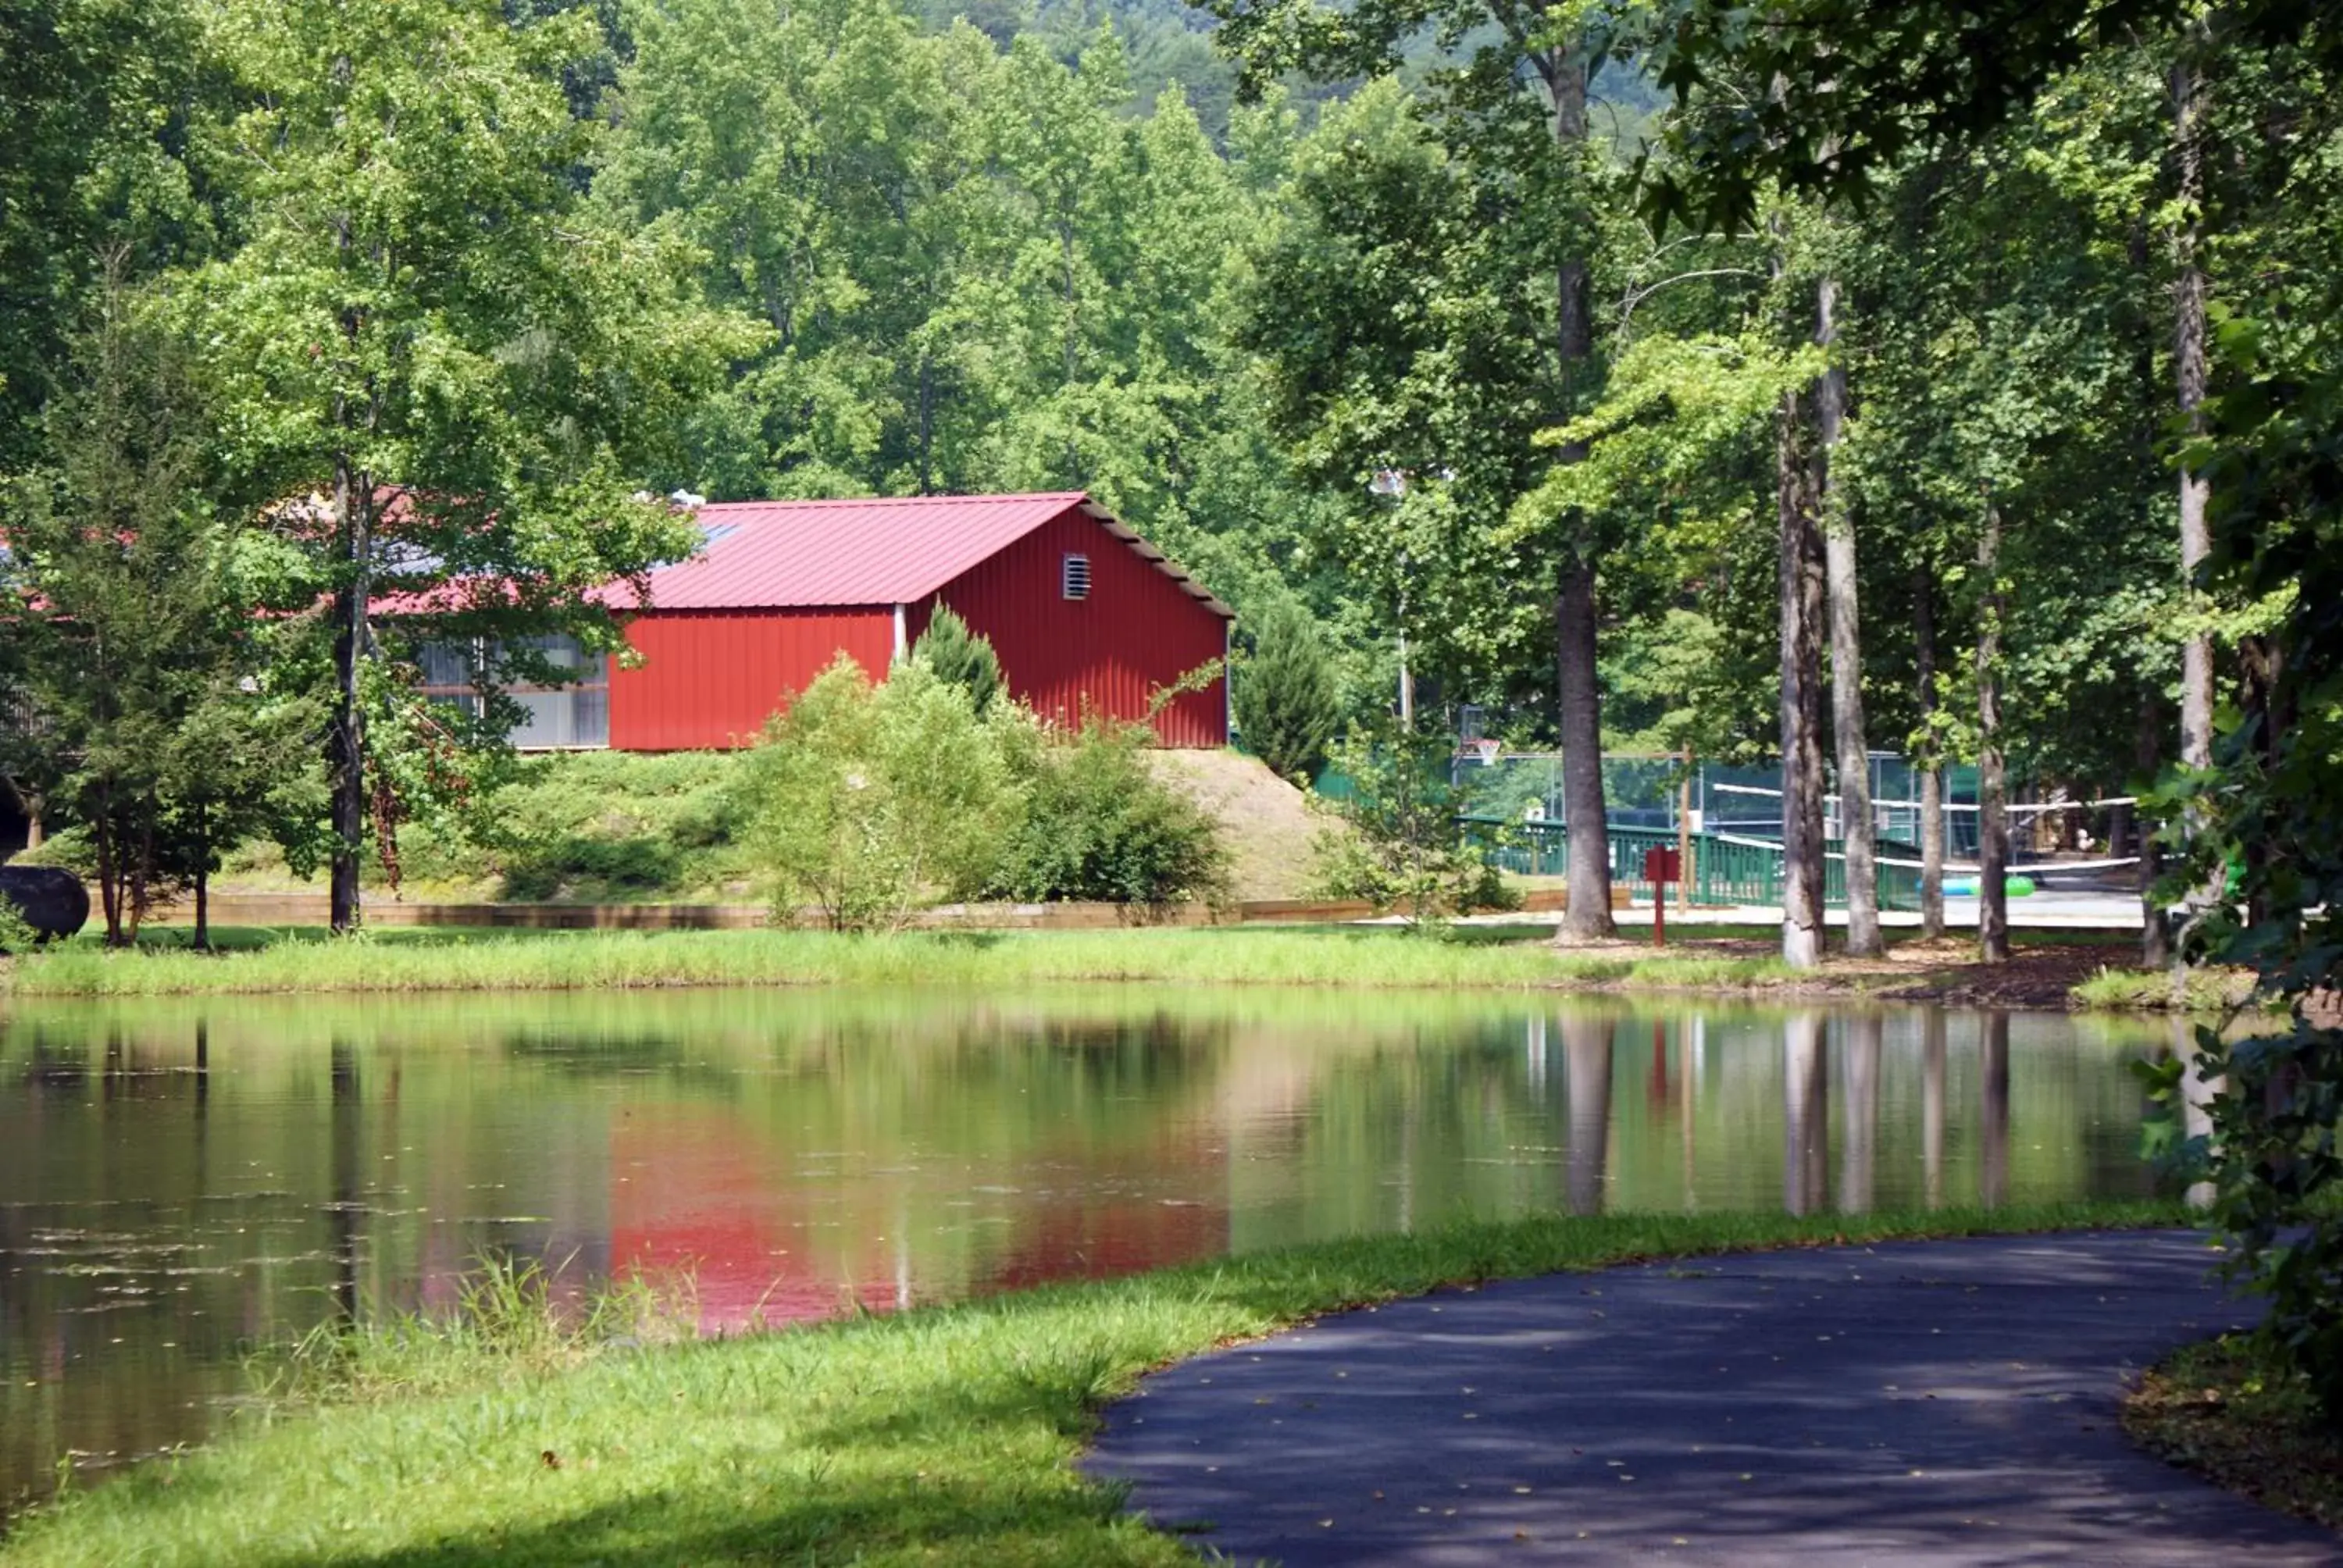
5;925;1807;998
2124;1334;2343;1533
2068;963;2269;1014
3;1200;2188;1566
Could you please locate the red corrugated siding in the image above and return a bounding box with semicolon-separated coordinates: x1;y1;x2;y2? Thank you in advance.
922;509;1229;747
609;608;894;750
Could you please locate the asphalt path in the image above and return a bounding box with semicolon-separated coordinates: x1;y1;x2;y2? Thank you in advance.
1088;1231;2341;1566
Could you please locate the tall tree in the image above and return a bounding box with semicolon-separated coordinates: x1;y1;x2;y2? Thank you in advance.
1775;285;1830;967
2166;22;2218;953
1816;268;1882;957
190;0;746;930
1211;0;1634;939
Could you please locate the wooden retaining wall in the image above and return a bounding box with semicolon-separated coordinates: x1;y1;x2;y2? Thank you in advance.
151;886;1617;933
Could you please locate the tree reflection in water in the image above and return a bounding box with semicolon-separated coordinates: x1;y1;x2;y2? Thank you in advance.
1981;1012;2011;1208
1784;1013;1829;1215
1840;1014;1882;1214
1563;1014;1613;1217
1924;1010;1948;1209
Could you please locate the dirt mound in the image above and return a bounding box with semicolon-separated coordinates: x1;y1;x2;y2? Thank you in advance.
1145;750;1325;902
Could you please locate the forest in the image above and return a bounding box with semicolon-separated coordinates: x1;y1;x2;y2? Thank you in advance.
0;0;2331;953
2;0;2341;1444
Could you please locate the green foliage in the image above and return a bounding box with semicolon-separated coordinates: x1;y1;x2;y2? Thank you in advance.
1311;722;1517;926
392;750;751;902
987;720;1230;905
911;604;1004;715
0;895;44;958
0;0;213;471
1232;597;1338;782
1;280;321;946
259;1253;691;1409
740;657;1018;932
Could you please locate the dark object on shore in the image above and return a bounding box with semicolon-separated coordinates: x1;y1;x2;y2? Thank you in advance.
0;865;90;943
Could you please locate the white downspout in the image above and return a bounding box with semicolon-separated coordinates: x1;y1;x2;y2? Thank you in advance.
893;603;908;666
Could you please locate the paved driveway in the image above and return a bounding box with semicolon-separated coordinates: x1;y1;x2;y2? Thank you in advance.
1089;1231;2339;1565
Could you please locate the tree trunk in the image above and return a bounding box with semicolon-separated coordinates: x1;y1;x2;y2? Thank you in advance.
1817;277;1879;956
1778;387;1828;968
127;816;153;943
1976;499;2010;964
327;454;373;934
2238;632;2290;928
1914;564;1946;939
917;354;936;496
1546;41;1614;943
93;795;123;947
1556;553;1615;939
192;800;210;953
2170;47;2216;950
2137;700;2173;966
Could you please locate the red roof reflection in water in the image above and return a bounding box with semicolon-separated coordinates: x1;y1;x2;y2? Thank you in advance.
605;1111;1232;1330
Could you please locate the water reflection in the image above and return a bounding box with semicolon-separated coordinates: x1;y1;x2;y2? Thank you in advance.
1840;1014;1880;1213
1924;1011;1947;1208
1563;1014;1611;1217
0;989;2168;1510
1981;1011;2012;1208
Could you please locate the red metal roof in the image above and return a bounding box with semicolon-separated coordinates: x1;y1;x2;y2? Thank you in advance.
605;492;1232;619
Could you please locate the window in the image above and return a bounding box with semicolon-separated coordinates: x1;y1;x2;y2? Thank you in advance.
1061;552;1091;600
415;633;611;749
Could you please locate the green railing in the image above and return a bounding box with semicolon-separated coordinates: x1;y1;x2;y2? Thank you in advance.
1461;817;1921;912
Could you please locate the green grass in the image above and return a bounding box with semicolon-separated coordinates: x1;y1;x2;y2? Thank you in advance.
3;925;1809;998
3;1200;2188;1566
2069;963;2270;1014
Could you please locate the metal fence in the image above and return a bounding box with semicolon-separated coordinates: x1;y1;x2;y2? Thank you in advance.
1461;817;1923;912
1459;750;1986;859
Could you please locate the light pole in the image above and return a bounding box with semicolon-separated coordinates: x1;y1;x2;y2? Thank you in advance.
1371;468;1411;728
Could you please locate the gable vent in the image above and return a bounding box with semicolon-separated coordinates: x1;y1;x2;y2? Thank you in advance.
1061;552;1091;600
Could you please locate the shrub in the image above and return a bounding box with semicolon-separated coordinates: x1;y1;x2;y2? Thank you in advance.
1310;721;1517;927
1232;597;1339;783
396;750;751;900
986;719;1229;907
912;604;1004;715
740;657;1017;931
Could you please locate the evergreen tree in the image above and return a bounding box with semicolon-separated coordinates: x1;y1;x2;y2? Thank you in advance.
1233;597;1336;782
2;277;319;946
911;604;1004;715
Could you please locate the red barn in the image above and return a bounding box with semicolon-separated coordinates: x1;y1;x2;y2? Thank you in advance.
444;492;1233;750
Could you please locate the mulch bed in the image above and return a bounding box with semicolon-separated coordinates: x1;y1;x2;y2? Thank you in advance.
1874;940;2132;1009
2126;1336;2343;1534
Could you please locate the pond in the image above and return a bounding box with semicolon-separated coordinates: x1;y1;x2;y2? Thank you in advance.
0;987;2181;1509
